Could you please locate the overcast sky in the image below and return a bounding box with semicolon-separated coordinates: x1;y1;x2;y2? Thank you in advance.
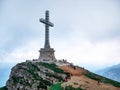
0;0;120;71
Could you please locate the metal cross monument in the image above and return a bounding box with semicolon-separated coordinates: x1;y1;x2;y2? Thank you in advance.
38;10;56;62
40;10;54;49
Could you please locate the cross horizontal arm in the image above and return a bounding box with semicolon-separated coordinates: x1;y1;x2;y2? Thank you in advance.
40;18;54;27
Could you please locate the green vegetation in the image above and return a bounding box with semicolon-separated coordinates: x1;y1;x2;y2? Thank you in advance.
12;76;32;87
26;62;68;89
0;86;7;90
46;73;63;81
49;83;64;90
10;62;85;89
27;62;39;73
74;82;79;85
26;62;84;89
11;62;52;89
50;83;83;90
85;72;120;87
38;81;51;89
75;87;83;90
26;62;52;89
64;86;83;90
65;85;73;90
65;72;71;77
39;62;65;74
12;77;24;84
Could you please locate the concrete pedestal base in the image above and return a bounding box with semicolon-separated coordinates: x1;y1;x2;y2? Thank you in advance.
38;48;57;63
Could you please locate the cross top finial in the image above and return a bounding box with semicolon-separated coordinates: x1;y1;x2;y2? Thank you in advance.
40;10;54;49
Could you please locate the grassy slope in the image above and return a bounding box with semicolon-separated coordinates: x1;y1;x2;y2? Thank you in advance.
85;71;120;87
50;65;120;90
49;83;64;90
49;83;83;90
50;72;120;90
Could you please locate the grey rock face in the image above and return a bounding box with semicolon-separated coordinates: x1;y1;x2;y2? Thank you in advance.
6;61;66;90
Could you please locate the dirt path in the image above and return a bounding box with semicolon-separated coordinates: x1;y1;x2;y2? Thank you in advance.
62;76;120;90
59;65;87;76
59;65;120;90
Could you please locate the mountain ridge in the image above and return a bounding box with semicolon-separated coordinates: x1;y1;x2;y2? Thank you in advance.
96;64;120;82
0;61;120;90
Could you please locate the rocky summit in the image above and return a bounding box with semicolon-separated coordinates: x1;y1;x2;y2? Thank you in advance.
0;61;120;90
6;61;66;90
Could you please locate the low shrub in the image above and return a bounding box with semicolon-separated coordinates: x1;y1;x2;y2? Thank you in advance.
46;73;63;81
0;86;7;90
39;62;65;74
65;85;73;90
75;87;83;90
49;83;64;90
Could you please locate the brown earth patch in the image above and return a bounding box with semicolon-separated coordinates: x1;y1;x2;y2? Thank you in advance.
59;65;120;90
59;65;88;76
62;76;120;90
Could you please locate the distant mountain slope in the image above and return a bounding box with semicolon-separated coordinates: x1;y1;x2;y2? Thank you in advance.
96;64;120;82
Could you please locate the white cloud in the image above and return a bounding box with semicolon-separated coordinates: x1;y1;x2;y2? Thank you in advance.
0;0;120;71
0;40;40;63
54;37;120;70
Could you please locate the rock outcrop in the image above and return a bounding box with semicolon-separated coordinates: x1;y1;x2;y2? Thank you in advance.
6;61;66;90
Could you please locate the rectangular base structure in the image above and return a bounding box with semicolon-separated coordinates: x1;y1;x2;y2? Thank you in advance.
38;48;57;63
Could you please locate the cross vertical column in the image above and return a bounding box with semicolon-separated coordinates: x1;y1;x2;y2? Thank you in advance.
40;10;54;49
45;11;50;48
